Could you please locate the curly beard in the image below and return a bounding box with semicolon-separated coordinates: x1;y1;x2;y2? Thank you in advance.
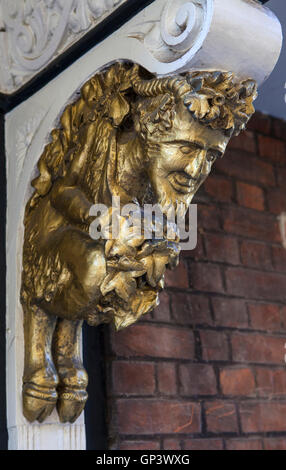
87;207;180;330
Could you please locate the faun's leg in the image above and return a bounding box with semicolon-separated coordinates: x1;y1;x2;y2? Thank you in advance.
23;304;59;423
53;319;88;423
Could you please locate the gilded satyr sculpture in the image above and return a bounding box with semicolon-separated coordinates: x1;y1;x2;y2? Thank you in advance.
21;63;257;423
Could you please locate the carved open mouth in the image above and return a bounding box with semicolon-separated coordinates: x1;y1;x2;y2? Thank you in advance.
168;172;198;194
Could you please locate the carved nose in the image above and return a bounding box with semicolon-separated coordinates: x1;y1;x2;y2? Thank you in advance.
184;150;206;179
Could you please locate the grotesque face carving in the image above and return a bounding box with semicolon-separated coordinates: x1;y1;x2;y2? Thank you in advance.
145;101;230;211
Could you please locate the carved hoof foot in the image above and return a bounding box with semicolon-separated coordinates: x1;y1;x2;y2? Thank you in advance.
57;389;88;423
23;385;57;423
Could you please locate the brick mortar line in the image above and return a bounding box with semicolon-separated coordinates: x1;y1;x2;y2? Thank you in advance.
223;147;286;169
111;319;286;336
185;251;286;274
166;287;286;305
107;356;286;368
196;197;283;215
165;287;286;306
185;258;286;277
111;393;286;402
117;431;286;439
187;228;283;248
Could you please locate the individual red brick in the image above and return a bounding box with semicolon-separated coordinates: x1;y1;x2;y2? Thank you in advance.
111;325;195;360
165;261;189;289
205;401;238;433
200;330;229;361
212;297;248;329
117;399;201;434
267;188;286;214
272;246;286;272
191;263;224;294
204;233;240;265
247;112;272;135
264;438;286;450
112;362;155;395
179;363;217;396
272;118;286;141
258;135;286;165
228;130;256;153
223;207;281;243
204;175;233;202
231;332;286;364
240;240;272;270
240;402;286;433
153;291;171;322
183;234;205;261
197;204;221;231
220;367;255;396
163;439;181;450
119;440;160;450
215;149;275;187
183;439;223;450
236;182;265;211
225;267;286;302
277;167;286;186
248;303;281;331
171;293;212;326
157;362;177;395
256;368;286;397
226;439;263;450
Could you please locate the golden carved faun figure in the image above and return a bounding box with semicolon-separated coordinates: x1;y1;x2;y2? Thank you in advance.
21;62;257;423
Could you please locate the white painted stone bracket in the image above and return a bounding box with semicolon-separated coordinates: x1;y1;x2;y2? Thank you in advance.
5;0;282;451
0;0;282;94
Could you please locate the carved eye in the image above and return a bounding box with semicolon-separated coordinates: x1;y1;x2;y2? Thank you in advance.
180;146;193;154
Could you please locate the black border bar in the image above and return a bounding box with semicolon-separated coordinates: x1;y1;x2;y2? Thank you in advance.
0;111;8;450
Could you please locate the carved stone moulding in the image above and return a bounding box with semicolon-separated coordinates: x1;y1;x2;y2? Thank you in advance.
0;0;128;94
0;0;282;94
125;0;282;85
5;0;282;451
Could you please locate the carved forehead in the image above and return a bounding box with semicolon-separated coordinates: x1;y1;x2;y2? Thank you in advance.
132;66;257;138
155;101;230;152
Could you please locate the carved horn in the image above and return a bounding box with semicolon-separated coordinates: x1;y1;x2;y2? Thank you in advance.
130;65;190;98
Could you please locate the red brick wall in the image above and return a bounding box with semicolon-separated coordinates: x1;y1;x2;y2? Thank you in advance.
104;112;286;451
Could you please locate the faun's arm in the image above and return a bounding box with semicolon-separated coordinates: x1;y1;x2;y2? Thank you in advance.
50;181;92;225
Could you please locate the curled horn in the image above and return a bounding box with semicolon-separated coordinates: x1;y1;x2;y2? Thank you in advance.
130;65;190;98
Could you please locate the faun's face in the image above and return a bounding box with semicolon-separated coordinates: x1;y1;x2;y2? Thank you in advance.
146;101;230;212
